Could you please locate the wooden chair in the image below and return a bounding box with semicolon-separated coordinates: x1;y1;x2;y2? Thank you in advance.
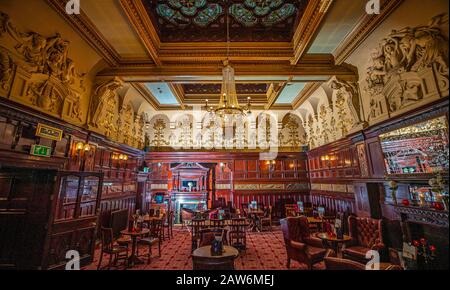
198;228;229;247
97;227;128;270
138;218;162;264
163;210;174;240
229;218;247;250
258;206;273;231
191;218;206;251
181;208;194;229
210;218;226;229
109;209;131;248
280;217;327;270
285;204;297;217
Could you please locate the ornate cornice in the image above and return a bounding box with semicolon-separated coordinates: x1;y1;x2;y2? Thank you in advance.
98;59;356;81
291;0;334;65
119;0;161;65
45;0;120;66
394;205;449;227
333;0;404;64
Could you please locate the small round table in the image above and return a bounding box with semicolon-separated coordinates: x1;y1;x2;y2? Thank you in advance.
120;228;150;267
192;245;240;270
316;232;352;258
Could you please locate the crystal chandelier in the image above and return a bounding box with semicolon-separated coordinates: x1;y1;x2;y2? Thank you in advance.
204;7;251;117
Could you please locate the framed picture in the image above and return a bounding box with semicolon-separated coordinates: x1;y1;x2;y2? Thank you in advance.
36;123;63;141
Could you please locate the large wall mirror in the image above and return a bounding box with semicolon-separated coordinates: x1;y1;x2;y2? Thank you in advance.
380;116;449;175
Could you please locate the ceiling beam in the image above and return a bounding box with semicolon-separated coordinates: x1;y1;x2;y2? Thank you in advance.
168;83;186;109
291;0;334;65
265;78;292;110
99;55;356;81
119;0;161;66
45;0;120;66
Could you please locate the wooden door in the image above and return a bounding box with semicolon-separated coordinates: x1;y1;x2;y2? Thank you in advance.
0;168;56;269
43;172;103;270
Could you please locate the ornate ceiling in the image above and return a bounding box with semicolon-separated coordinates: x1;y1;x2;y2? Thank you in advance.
182;83;269;95
42;0;403;111
143;0;308;42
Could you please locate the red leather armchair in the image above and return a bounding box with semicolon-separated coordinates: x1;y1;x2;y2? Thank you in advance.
280;216;327;270
343;216;385;263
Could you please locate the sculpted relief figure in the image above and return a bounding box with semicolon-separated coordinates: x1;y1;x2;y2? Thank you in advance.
90;78;123;134
366;14;448;117
0;49;13;90
330;79;364;125
0;12;84;85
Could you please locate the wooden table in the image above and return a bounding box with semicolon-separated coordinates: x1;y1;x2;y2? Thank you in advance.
192;245;240;270
120;228;150;267
316;232;352;258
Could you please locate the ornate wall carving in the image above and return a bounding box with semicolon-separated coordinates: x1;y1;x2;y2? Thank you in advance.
0;11;86;125
145;112;307;152
365;14;449;123
89;77;122;138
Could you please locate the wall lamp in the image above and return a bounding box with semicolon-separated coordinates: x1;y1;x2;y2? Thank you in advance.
320;154;336;168
112;153;128;161
76;142;91;152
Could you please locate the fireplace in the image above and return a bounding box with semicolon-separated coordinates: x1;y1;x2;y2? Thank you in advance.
169;163;212;223
395;205;449;269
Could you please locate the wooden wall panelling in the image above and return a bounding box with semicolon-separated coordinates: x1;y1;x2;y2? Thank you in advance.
366;136;386;179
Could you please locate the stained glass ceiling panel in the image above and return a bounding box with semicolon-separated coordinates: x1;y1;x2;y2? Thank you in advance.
143;0;308;42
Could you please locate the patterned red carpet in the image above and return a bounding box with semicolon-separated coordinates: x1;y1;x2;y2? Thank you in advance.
84;226;325;270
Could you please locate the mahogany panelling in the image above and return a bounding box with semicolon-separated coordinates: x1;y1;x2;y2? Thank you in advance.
366;137;386;179
309;191;356;215
307;139;361;182
233;192;309;211
0;168;56;269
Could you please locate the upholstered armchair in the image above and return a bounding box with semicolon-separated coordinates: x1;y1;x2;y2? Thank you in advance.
343;216;385;263
280;216;327;270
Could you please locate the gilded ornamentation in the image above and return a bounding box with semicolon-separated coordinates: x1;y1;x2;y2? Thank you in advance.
118;103;134;144
335;93;353;136
330;79;364;125
0;12;84;86
90;78;122;135
281;114;304;148
319;105;330;144
0;11;85;124
0;49;13;91
152;118;169;147
356;143;369;177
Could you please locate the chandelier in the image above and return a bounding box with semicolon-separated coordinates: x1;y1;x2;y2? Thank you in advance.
204;7;251;117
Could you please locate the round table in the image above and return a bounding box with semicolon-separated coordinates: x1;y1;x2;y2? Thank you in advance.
192;245;239;270
120;228;150;267
316;232;352;258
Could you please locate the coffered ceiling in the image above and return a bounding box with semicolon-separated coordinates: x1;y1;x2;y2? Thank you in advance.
45;0;401;111
143;0;308;42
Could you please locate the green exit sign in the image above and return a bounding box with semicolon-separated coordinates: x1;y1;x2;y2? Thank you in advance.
30;145;52;157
